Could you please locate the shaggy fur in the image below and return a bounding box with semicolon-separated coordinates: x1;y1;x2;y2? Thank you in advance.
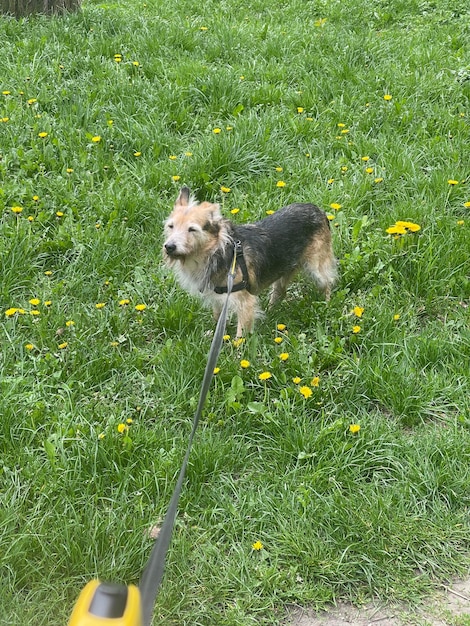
163;187;337;336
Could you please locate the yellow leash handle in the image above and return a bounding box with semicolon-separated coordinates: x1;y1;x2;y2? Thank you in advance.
68;580;142;626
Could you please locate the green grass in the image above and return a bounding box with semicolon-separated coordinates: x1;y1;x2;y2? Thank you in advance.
1;0;470;623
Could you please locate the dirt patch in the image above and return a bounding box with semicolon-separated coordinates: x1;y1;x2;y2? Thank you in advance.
286;579;470;626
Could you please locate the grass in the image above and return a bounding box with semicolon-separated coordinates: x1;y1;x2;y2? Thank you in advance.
1;0;470;623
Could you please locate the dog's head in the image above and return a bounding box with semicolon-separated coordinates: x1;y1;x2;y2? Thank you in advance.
163;187;223;263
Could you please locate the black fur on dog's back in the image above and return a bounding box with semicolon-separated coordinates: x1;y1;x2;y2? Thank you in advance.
233;203;331;293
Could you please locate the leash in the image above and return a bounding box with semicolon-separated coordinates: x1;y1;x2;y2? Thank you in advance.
68;245;238;626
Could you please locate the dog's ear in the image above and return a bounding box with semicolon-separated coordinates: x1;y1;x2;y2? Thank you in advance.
175;187;191;207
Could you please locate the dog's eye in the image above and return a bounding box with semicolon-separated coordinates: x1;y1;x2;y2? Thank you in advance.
167;223;174;229
188;226;197;232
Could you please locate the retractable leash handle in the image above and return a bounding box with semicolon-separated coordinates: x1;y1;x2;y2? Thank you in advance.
68;246;238;626
68;580;142;626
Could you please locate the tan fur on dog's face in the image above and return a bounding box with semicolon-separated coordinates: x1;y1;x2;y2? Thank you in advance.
163;189;223;263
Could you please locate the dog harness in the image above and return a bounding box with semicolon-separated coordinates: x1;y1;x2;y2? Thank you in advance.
214;241;250;294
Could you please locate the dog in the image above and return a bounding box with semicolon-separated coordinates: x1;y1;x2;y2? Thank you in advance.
163;187;337;336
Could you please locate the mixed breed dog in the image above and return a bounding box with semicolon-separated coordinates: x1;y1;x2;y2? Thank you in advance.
163;187;338;337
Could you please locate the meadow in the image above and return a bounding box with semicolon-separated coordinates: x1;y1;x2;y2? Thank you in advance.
1;0;469;623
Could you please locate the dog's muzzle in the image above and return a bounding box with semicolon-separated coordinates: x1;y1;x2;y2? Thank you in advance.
164;242;178;257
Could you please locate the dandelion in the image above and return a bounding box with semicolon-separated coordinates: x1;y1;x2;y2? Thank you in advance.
230;208;240;215
45;270;53;276
11;206;23;214
25;343;35;350
98;433;105;440
95;302;106;309
383;94;392;101
240;360;250;368
119;299;130;306
353;306;364;318
29;298;40;306
352;325;361;334
361;156;370;162
299;386;313;399
220;186;231;193
279;352;289;361
44;301;52;307
66;168;74;174
56;211;64;217
337;123;346;128
184;151;193;157
134;151;142;157
330;203;342;210
464;201;470;208
117;423;127;433
292;376;301;384
213;367;220;374
32;195;39;202
266;210;275;215
310;376;320;387
252;540;264;551
365;167;374;174
259;371;272;381
297;107;304;113
91;135;101;143
457;220;464;226
327;178;335;184
30;310;40;316
132;61;140;67
168;155;177;160
275;167;283;172
223;334;231;341
276;181;286;188
172;175;181;182
212;128;221;134
326;214;335;221
135;303;147;311
314;17;327;26
38;132;48;138
393;314;400;321
2;90;11;95
277;323;286;331
5;308;19;317
447;179;459;185
374;177;384;183
66;320;75;327
349;424;361;434
274;337;283;344
232;337;245;348
58;341;68;349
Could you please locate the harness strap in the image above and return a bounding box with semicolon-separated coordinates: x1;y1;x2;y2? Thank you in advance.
214;240;250;294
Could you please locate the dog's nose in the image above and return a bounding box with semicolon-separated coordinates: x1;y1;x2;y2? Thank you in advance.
165;243;177;255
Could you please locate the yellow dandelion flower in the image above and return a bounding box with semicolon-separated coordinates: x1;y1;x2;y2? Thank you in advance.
276;181;286;188
11;206;23;214
365;167;374;174
326;214;335;221
299;386;312;399
44;301;52;307
259;371;272;381
184;151;193;157
292;376;301;384
134;151;142;157
223;334;231;341
297;107;304;113
91;136;101;143
327;178;335;184
275;167;283;172
117;423;127;433
266;210;275;215
310;376;320;387
361;156;370;162
25;343;35;351
30;310;40;316
252;540;264;551
230;208;240;214
56;211;64;217
240;359;250;369
38;132;48;138
135;303;147;311
212;128;221;134
169;155;177;160
457;220;464;225
349;424;361;434
277;323;286;331
232;337;245;348
330;203;342;210
58;341;68;349
374;177;384;183
220;186;231;193
172;175;181;182
353;306;364;318
65;320;75;327
383;94;392;101
352;325;361;334
447;179;459;185
213;367;220;374
393;314;400;321
274;337;283;344
45;270;53;276
29;298;40;306
337;123;346;128
279;352;289;361
95;302;106;309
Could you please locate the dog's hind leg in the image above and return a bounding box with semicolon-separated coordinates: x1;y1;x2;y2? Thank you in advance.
303;237;338;301
233;292;259;337
268;271;296;308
